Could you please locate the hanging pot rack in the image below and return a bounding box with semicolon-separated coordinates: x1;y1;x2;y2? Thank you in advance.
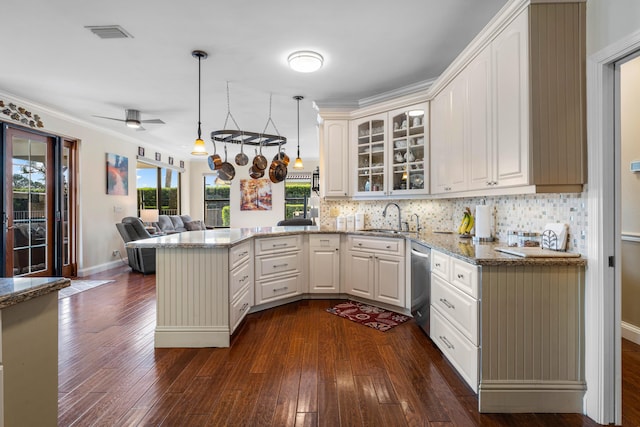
210;87;287;147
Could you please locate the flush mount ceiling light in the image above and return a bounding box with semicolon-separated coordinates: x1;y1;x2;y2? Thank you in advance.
287;51;323;73
191;50;208;156
293;95;304;170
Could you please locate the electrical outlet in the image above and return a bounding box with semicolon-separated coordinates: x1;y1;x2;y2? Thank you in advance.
112;250;120;257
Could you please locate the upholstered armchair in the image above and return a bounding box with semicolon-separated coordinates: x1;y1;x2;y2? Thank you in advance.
116;217;156;274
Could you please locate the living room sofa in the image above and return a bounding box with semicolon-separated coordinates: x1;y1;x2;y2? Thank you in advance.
153;214;208;234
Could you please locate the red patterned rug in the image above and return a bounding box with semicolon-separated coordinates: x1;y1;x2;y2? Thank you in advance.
326;300;411;332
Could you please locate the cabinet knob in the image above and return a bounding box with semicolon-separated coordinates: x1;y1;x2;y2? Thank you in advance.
435;263;441;267
457;273;464;279
335;248;339;252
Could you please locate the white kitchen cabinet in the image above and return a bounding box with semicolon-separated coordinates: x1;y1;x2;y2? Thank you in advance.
430;78;467;194
229;241;253;333
387;103;429;196
431;3;586;195
351;113;388;196
255;235;303;305
320;120;350;197
491;8;529;188
309;234;340;293
430;249;479;392
345;235;405;308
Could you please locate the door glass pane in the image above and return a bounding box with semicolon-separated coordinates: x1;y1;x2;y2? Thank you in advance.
12;137;47;275
62;145;70;265
204;175;230;227
160;168;178;215
136;162;158;211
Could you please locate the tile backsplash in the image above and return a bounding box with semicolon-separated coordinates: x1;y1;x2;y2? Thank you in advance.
320;191;588;254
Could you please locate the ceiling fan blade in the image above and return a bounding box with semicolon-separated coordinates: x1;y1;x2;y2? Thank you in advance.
92;115;125;122
140;119;165;124
136;126;146;132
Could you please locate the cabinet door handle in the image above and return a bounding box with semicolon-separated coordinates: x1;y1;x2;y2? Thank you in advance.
273;286;289;292
435;263;441;267
272;243;288;248
385;245;391;249
240;302;249;312
439;335;455;350
457;273;464;279
440;298;455;310
273;263;289;269
239;275;249;283
239;251;248;257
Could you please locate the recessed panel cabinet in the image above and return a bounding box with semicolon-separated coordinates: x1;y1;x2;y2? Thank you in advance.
308;234;340;293
431;3;585;195
320;120;350;197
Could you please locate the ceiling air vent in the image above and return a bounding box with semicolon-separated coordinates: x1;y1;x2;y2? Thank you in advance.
85;25;133;39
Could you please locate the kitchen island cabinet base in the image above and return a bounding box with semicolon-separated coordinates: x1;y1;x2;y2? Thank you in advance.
479;381;585;413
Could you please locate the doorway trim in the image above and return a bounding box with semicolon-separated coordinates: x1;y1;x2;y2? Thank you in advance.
586;28;640;425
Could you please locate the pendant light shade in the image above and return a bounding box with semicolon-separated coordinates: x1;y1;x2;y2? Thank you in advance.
293;95;304;170
191;50;208;156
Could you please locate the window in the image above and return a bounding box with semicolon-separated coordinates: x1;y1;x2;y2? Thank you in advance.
204;175;230;227
137;161;181;215
284;173;311;219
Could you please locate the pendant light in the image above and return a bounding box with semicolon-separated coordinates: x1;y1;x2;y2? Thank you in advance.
191;50;208;155
293;95;304;170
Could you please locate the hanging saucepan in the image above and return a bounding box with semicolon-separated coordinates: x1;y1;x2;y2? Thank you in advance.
269;143;288;183
272;149;290;166
207;140;222;171
249;165;264;179
252;140;268;171
234;132;249;166
218;144;236;181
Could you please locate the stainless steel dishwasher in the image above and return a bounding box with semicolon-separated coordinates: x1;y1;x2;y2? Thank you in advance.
410;241;431;336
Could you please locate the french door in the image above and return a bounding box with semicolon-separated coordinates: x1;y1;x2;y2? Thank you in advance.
2;125;77;277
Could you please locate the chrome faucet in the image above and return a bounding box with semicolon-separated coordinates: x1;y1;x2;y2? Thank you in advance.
382;202;402;231
411;213;421;233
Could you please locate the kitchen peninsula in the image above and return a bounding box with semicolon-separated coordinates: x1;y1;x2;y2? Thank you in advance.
0;277;70;426
130;226;586;413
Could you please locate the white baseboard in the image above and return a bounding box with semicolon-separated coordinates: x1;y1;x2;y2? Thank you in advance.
622;321;640;345
77;259;128;277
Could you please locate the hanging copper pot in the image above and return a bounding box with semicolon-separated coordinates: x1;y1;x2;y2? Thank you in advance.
207;140;222;170
252;141;268;171
269;143;288;183
249;165;265;179
217;144;236;181
235;133;249;166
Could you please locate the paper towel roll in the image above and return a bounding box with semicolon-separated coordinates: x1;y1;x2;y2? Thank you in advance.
475;205;491;239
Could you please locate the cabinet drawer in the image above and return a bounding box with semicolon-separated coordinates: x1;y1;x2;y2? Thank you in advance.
229;260;252;302
348;235;404;255
431;250;450;280
431;307;479;392
257;274;300;304
255;251;302;280
431;275;478;345
309;234;340;248
230;241;252;270
230;287;252;333
255;235;302;255
451;257;479;298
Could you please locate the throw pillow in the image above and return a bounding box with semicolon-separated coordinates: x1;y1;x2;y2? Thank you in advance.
184;220;205;231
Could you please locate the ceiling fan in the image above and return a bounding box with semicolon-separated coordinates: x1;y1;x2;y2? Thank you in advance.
93;109;165;131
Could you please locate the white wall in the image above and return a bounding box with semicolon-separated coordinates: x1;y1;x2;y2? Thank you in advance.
0;91;191;276
587;0;640;55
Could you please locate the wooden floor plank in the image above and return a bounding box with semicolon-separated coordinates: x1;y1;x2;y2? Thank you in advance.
57;267;634;426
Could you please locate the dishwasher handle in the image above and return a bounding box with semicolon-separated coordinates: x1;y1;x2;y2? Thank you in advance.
411;248;431;260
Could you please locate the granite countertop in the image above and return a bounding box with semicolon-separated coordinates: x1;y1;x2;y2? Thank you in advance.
127;226;586;267
0;277;70;309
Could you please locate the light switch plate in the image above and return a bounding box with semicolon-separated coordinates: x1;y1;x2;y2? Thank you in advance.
631;160;640;172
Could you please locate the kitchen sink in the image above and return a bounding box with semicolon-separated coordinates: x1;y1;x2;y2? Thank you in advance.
362;228;412;235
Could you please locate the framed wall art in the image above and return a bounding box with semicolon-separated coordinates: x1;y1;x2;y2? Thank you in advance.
106;153;128;195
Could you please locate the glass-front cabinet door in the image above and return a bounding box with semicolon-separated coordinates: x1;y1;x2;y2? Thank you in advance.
352;113;387;196
388;103;429;196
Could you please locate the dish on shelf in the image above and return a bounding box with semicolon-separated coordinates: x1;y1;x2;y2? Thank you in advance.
410;174;424;187
394;139;407;148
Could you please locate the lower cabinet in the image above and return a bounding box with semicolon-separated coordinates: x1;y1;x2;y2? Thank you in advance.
229;241;253;333
345;235;405;308
309;234;340;293
430;249;480;392
254;235;303;305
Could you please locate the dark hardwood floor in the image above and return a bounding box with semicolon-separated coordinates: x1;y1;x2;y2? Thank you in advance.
58;266;627;426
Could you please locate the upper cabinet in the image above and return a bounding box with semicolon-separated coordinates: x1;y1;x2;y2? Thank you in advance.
387;103;429;196
320;120;350;198
352;113;388;197
431;1;586;195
